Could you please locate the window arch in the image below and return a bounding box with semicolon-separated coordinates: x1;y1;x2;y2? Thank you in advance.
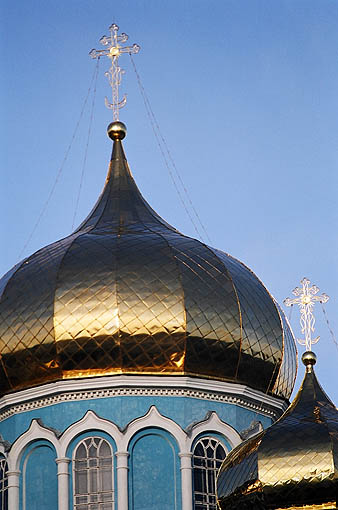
193;436;226;510
0;458;8;510
73;436;114;510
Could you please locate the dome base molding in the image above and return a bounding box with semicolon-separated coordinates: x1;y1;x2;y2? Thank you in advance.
0;375;288;422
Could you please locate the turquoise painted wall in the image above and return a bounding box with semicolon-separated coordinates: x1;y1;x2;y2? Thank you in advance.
20;441;57;510
129;429;180;510
0;395;273;445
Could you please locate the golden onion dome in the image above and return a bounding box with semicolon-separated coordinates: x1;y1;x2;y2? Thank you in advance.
0;122;297;397
217;351;338;510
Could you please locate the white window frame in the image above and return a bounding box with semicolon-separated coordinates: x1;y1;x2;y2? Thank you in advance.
72;436;114;510
192;436;226;510
0;457;8;510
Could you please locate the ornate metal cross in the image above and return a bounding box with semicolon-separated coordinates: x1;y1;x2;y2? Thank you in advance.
89;23;140;120
284;277;329;351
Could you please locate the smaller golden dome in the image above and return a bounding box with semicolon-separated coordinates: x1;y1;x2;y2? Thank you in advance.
217;351;338;510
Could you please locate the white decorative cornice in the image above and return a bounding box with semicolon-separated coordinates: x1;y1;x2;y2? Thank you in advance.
0;376;288;423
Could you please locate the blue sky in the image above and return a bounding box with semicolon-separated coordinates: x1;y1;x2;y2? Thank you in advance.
1;0;337;403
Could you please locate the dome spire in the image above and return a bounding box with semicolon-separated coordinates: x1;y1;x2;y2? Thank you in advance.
89;23;140;120
74;120;176;233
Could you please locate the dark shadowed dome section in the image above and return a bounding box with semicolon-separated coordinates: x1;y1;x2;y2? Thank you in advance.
0;124;297;398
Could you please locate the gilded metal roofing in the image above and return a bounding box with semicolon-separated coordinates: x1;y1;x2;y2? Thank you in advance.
217;354;338;510
0;128;297;396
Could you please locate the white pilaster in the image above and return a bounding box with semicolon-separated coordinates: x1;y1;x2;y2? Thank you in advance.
179;452;193;510
56;457;70;510
115;451;129;510
7;470;20;510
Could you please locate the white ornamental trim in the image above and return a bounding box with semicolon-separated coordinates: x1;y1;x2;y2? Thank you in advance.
0;376;288;422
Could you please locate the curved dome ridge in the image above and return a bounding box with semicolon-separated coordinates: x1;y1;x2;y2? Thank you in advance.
272;301;298;397
0;231;83;390
0;258;28;300
178;239;243;376
210;248;291;396
0;132;297;398
148;230;242;377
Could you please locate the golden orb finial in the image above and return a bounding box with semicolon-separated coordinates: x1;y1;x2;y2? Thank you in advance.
302;350;317;372
107;121;127;140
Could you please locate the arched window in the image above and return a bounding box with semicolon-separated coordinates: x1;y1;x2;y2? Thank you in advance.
73;437;114;510
0;458;8;510
193;437;226;510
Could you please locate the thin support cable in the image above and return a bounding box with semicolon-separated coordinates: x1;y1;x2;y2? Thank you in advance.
321;303;338;351
18;60;100;261
72;59;100;230
130;54;212;244
131;58;201;241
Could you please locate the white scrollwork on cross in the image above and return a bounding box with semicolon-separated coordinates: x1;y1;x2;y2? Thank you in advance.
89;23;140;120
284;277;329;351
